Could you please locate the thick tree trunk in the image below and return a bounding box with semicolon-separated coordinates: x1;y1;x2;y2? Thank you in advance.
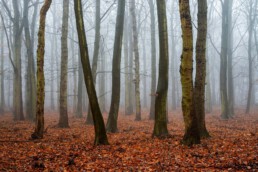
86;0;101;125
12;0;24;121
152;0;169;137
179;0;200;146
31;0;52;139
130;0;141;121
194;0;210;138
148;0;157;119
106;0;126;133
74;0;109;145
59;0;69;128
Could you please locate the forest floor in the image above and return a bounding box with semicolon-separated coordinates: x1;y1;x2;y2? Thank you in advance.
0;109;257;171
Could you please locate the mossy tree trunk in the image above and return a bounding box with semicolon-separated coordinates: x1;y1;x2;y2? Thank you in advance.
106;0;126;133
152;0;169;137
74;0;108;145
31;0;52;139
194;0;210;138
130;0;141;121
179;0;200;146
86;0;101;125
148;0;157;120
59;0;69;128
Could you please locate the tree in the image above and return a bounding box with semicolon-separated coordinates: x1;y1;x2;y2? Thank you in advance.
130;0;141;121
31;0;52;139
74;0;109;145
58;0;69;128
194;0;210;138
106;0;126;133
148;0;157;120
220;0;230;119
152;0;169;137
23;0;37;121
179;0;200;145
0;23;5;115
86;0;101;125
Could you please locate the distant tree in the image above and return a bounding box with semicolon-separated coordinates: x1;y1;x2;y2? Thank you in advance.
59;0;69;128
130;0;141;121
194;0;210;138
0;24;5;115
31;0;52;139
106;0;126;133
152;0;169;137
148;0;157;120
179;0;200;145
74;0;109;145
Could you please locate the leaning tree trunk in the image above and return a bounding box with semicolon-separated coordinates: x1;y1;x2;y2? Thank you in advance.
86;0;101;125
152;0;169;137
130;0;141;121
148;0;157;120
74;0;109;145
76;55;83;118
31;0;52;139
59;0;69;128
194;0;210;138
106;0;126;133
179;0;200;146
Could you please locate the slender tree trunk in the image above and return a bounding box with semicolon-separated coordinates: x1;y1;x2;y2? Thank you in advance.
130;0;141;121
0;27;5;115
74;0;109;145
106;0;126;133
86;0;101;125
31;0;52;139
227;0;234;116
171;0;177;111
220;0;230;119
179;0;200;146
148;0;157;119
194;0;210;138
99;38;106;112
59;0;70;128
76;52;83;118
205;53;212;113
152;0;169;137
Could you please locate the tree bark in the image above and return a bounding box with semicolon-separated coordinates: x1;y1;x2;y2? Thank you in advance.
130;0;141;121
31;0;52;139
152;0;169;137
0;26;5;115
179;0;200;146
106;0;126;133
74;0;109;145
194;0;210;138
59;0;70;128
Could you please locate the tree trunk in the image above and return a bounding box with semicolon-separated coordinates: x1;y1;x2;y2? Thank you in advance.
74;0;109;145
152;0;169;137
31;0;52;139
148;0;157;119
76;53;83;118
0;27;5;115
106;0;126;133
194;0;210;138
86;0;101;125
179;0;200;146
12;0;24;121
130;0;141;121
220;0;230;119
59;0;69;128
99;38;106;112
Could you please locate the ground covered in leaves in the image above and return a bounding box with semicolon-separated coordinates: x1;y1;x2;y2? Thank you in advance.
0;109;257;171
